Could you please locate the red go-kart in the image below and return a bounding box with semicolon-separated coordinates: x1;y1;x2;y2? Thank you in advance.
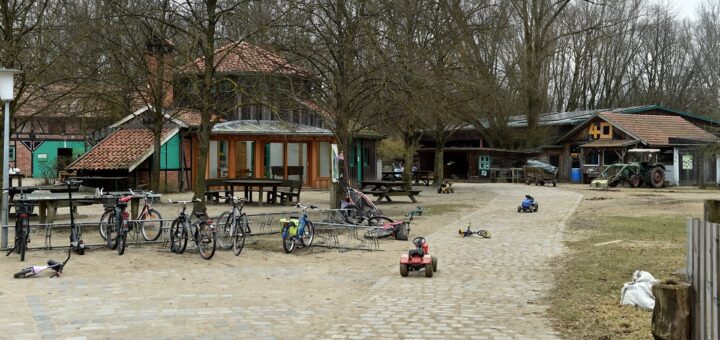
400;237;437;277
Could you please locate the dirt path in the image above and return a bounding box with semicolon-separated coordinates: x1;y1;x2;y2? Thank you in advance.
0;183;582;339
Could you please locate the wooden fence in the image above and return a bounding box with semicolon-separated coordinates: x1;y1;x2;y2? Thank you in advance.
687;216;719;340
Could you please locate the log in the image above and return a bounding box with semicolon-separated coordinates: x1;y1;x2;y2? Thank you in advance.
651;281;692;340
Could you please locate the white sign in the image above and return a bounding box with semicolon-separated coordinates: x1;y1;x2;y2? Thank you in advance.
682;155;693;170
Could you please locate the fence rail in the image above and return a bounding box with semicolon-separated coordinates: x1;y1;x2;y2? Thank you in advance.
687;218;719;340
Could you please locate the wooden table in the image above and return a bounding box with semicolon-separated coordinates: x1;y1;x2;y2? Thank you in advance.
17;192;100;224
381;171;432;185
225;179;284;205
360;180;420;203
9;173;24;187
69;176;128;191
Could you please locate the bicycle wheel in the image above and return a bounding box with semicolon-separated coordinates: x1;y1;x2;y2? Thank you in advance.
300;220;314;247
140;209;163;241
18;222;28;262
233;213;248;256
218;211;233;250
365;216;395;239
170;218;188;254
282;226;295;253
196;222;216;260
106;213;117;249
117;225;127;256
98;209;113;240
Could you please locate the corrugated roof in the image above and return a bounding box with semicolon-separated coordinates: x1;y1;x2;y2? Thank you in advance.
181;41;309;76
212;120;334;136
67;128;178;171
599;112;718;146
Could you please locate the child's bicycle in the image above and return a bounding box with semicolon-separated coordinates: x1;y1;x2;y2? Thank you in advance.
458;223;491;238
280;203;316;253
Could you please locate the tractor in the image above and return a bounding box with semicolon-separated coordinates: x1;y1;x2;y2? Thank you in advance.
591;162;665;188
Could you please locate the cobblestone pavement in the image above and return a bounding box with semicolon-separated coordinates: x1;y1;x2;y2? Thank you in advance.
0;184;581;339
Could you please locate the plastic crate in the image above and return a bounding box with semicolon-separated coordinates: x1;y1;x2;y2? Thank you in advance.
14;202;34;215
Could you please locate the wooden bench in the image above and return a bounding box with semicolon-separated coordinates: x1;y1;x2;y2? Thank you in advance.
270;180;303;205
204;178;231;203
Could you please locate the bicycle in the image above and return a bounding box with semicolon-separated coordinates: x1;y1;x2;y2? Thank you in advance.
5;188;34;261
105;194;133;255
280;203;316;253
168;198;217;260
99;190;163;242
218;197;250;256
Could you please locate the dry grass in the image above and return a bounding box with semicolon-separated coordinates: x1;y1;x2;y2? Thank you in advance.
548;215;687;339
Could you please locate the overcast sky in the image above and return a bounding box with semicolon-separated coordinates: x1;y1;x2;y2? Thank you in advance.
664;0;703;20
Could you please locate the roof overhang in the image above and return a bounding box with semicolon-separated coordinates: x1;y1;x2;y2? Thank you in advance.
127;127;180;172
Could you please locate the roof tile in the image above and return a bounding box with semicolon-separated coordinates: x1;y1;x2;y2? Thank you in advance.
67;128;176;171
599;112;718;146
181;41;309;76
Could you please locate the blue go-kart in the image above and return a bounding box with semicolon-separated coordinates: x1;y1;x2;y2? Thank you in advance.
517;195;539;213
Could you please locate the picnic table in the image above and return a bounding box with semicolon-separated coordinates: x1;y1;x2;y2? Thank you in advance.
70;176;128;191
360;180;420;203
381;171;432;185
225;179;284;205
16;192;100;224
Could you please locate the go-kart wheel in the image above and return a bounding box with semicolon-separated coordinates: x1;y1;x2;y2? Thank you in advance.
400;263;408;277
395;224;408;241
432;256;437;272
425;263;433;277
412;237;426;247
517;206;522;213
534;204;539;212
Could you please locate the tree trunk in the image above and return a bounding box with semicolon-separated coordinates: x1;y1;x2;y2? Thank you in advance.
193;128;210;212
433;143;445;187
402;133;415;184
651;281;692;340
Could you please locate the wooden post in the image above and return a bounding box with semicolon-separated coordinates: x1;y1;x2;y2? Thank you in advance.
651;281;692;340
703;200;720;224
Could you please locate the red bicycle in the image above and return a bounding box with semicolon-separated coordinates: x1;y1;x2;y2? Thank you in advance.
99;191;163;242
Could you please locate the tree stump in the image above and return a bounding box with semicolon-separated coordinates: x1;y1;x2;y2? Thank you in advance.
651;281;692;340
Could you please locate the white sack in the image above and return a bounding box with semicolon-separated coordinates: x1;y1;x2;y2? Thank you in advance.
619;270;658;311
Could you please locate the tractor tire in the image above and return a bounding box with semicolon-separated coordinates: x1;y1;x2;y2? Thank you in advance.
608;180;619;188
432;256;437;272
650;167;665;188
539;180;545;186
425;263;433;277
400;263;408;277
552;180;557;187
629;174;640;188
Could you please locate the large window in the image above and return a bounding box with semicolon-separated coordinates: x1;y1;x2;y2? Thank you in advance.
208;140;229;178
319;142;330;177
603;150;619;165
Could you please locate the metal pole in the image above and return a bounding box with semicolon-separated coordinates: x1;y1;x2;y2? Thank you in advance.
1;100;10;249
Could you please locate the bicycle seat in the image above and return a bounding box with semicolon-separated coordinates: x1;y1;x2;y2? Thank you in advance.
119;196;132;203
193;211;207;218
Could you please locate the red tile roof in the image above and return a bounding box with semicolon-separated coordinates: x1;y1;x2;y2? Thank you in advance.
600;112;718;146
173;109;203;127
67;128;177;171
181;41;309;76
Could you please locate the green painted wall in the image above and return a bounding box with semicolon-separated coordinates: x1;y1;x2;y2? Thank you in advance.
33;141;87;178
160;134;180;169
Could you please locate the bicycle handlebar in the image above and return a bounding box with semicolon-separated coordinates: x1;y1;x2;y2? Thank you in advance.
295;203;317;210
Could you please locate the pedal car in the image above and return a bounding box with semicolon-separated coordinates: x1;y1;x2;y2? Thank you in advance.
400;237;437;277
517;194;539;213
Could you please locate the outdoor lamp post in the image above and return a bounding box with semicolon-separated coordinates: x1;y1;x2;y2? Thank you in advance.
0;68;22;249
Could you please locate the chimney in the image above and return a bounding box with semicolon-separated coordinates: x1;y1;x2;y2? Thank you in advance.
145;35;175;109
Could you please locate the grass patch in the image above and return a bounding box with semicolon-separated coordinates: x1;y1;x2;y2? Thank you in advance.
549;215;687;339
